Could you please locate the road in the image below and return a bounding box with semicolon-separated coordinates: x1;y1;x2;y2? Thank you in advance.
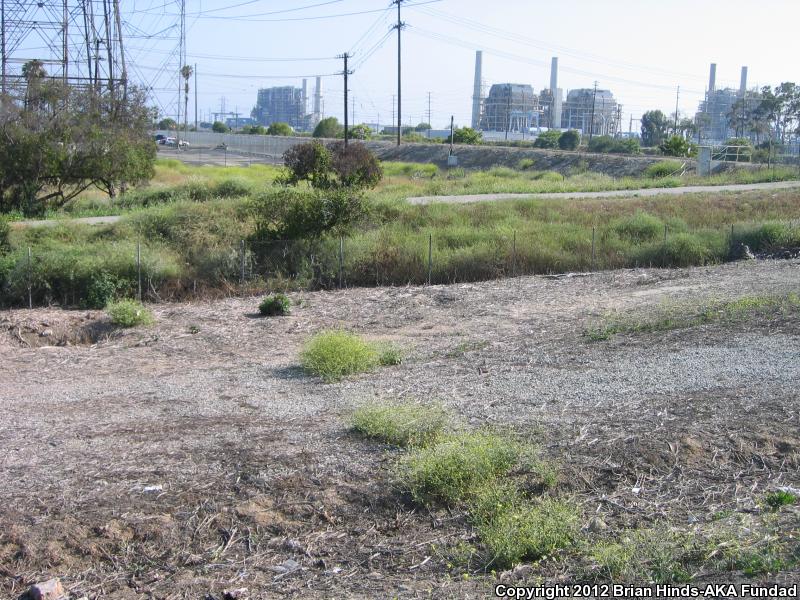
406;179;800;205
12;180;800;228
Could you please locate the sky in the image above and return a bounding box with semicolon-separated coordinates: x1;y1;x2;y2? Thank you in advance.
117;0;800;129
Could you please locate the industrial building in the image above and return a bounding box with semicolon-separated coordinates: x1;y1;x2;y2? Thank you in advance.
480;83;540;132
251;83;312;131
695;63;749;143
470;51;619;136
561;88;620;136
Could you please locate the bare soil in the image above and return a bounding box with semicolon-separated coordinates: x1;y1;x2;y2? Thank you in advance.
2;259;799;599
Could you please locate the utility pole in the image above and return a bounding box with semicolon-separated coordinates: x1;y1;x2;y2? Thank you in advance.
392;95;396;134
338;52;353;146
176;0;186;145
427;91;432;138
589;81;598;142
674;86;680;135
392;0;405;147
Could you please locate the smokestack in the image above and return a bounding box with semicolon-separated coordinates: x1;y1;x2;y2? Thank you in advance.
471;50;483;130
739;66;748;97
708;63;716;94
302;78;308;114
313;76;322;124
550;57;562;129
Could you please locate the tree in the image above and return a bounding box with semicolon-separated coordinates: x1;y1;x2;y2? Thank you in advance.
348;124;372;140
0;84;156;215
242;125;267;135
212;121;229;133
641;110;668;147
280;141;382;190
449;127;481;145
158;118;177;130
328;142;383;189
415;122;432;131
267;122;293;136
533;129;561;149
558;129;580;150
180;65;193;133
312;117;343;138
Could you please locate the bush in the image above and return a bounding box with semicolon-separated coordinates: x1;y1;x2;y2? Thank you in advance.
612;212;663;243
0;216;10;253
659;135;691;157
377;344;403;366
328;142;383;190
558;129;580;151
351;402;448;448
313;117;343;138
267;122;293;136
85;271;126;309
301;330;379;382
252;187;368;241
478;498;579;568
259;293;290;316
533;130;561;149
281;141;383;190
212;121;229;133
644;160;683;178
516;158;536;170
635;233;713;268
398;431;524;505
588;135;615;153
212;178;253;198
106;298;154;327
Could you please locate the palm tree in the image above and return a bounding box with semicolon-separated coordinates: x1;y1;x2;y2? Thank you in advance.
180;65;193;136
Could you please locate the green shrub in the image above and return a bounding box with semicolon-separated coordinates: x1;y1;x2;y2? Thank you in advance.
351;402;449;448
398;431;523;505
0;216;10;253
765;490;797;510
479;498;579;568
661;233;712;267
301;330;379;382
106;298;154;327
659;136;692;157
85;271;126;309
377;344;403;366
533;130;561;149
558;129;580;151
213;178;253;198
516;158;536;170
612;212;663;242
533;171;564;182
258;293;291;316
645;160;683;178
487;166;517;178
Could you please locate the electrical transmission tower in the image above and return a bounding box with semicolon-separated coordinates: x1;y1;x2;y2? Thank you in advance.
1;0;126;97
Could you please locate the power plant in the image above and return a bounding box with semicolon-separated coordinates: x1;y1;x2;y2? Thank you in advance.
695;62;752;143
470;51;621;137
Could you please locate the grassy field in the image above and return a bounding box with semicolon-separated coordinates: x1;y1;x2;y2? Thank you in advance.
2;159;800;306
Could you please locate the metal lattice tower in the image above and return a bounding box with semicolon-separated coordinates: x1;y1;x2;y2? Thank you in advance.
1;0;126;96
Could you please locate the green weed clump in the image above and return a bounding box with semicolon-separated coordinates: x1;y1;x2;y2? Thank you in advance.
351;402;448;448
479;497;579;567
259;293;291;316
764;490;797;510
645;160;684;178
398;431;525;505
612;211;664;242
106;298;154;327
301;330;379;382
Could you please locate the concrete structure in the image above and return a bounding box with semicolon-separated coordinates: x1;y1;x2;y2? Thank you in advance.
251;86;309;131
739;66;748;98
471;50;484;130
480;83;540;132
313;76;322;126
695;63;749;143
561;88;620;135
548;57;563;129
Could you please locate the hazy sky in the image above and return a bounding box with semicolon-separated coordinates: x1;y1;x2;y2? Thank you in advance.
121;0;799;130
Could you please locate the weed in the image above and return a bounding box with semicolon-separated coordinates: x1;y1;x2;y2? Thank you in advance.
301;330;379;382
479;498;579;568
106;299;154;327
351;402;448;448
645;160;684;178
765;490;797;510
259;293;291;316
398;431;524;505
377;344;403;366
516;158;536;170
589;540;635;580
187;324;200;334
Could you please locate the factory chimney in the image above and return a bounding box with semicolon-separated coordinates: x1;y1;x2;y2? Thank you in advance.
739;66;748;98
471;50;483;130
302;78;308;115
708;63;717;94
313;76;322;125
550;56;563;130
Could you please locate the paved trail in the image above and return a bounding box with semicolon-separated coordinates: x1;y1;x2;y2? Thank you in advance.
12;180;800;228
406;179;800;205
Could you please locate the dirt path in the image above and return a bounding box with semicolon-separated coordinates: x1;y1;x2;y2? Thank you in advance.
1;260;799;598
12;215;123;229
406;179;800;205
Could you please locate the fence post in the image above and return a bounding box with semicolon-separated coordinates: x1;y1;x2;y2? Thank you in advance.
511;231;517;277
427;233;433;285
136;241;142;301
591;226;596;271
240;239;246;286
338;237;344;289
27;246;32;309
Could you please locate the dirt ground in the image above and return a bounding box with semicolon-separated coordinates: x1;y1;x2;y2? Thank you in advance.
1;259;799;599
